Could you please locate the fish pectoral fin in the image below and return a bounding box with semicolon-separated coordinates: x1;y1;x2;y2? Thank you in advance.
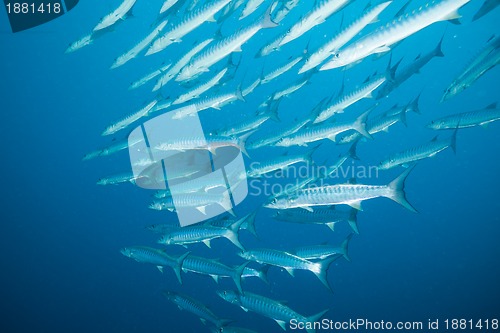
443;10;461;22
206;15;216;22
372;45;391;54
347;201;363;211
234;45;243;52
300;206;314;212
327;135;337;142
202;239;211;248
326;222;335;231
240;306;249;312
274;319;287;331
210;275;219;283
156;266;164;273
285;267;295;277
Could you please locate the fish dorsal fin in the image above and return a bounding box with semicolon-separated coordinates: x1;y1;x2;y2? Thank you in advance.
210;275;219;283
486;102;497;109
202;239;211;248
326;222;335;231
285;267;295;277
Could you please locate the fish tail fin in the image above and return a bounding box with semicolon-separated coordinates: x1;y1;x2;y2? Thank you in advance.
305;310;329;333
387;165;418;213
305;143;322;164
236;84;245;102
435;33;445;57
232;261;250;294
259;265;270;284
348;140;360;160
174;251;190;284
399;107;408;127
267;98;281;122
314;255;339;291
260;5;279;29
348;208;359;234
352;109;372;140
244;210;259;238
225;216;245;250
409;93;421;114
238;130;256;158
340;234;354;261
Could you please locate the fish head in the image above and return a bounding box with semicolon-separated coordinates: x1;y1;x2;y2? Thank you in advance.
378;158;395;170
148;202;163;210
263;195;290;210
216;290;239;304
441;85;461;102
237;251;251;260
120;247;133;258
96;178;109;186
427;119;445;130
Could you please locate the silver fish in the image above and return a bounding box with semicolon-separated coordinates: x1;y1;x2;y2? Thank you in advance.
264;166;417;212
428;103;500;129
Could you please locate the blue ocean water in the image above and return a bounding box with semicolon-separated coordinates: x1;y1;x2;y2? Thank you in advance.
1;1;499;333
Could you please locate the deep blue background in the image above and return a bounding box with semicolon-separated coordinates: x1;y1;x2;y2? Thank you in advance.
0;1;499;332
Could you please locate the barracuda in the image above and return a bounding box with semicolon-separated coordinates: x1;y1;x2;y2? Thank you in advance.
337;107;406;144
256;30;288;57
275;109;372;147
170;88;244;119
238;248;337;289
274;206;359;233
176;7;277;82
428;103;500;130
146;0;231;55
378;131;457;170
129;63;171;90
247;117;310;150
158;217;245;250
153;38;213;92
172;68;228;105
246;145;319;178
313;76;386;124
120;246;189;283
101;99;157;136
442;37;500;101
293;233;353;261
265;166;417;212
154;129;253;157
163;291;230;328
181;254;248;293
299;1;391;74
217;290;328;332
204;211;258;238
93;0;137;32
111;20;168;69
377;36;444;99
150;192;234;215
240;0;266;19
321;0;471;70
261;55;303;84
279;0;350;47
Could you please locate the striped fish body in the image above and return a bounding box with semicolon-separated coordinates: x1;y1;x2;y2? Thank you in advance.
163;291;228;328
273;207;357;231
240;248;319;273
322;0;471;70
300;1;391;73
247;118;310;150
246;153;311;178
146;0;231;55
428;105;500;129
378;134;456;170
279;0;350;46
121;246;175;266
